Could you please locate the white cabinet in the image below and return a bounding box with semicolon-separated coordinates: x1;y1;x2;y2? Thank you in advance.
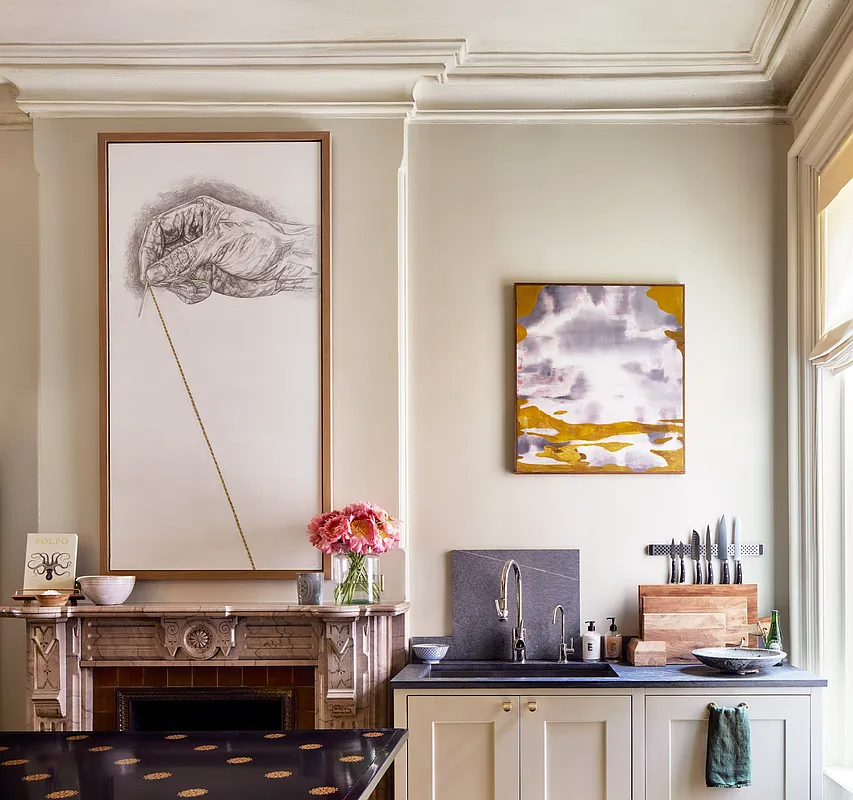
407;695;519;800
521;695;632;800
645;694;812;799
403;694;632;800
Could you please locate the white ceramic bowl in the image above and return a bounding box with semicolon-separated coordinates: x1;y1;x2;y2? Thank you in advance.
412;643;449;664
78;575;136;606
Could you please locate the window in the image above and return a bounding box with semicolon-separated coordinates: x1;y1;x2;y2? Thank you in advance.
816;175;853;771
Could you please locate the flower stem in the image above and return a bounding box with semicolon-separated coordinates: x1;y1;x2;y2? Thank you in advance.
334;553;380;604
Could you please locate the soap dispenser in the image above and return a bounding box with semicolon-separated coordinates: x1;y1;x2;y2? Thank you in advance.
582;620;601;662
604;617;622;662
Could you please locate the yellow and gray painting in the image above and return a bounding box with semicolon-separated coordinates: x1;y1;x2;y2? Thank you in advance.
515;284;684;474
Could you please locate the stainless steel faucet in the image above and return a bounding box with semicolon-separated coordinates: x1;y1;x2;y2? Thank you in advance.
495;559;526;663
552;604;574;663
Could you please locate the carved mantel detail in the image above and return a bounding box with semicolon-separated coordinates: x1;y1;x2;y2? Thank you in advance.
161;617;237;660
2;603;407;734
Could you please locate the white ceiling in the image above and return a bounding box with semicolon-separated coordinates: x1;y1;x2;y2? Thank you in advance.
0;0;848;121
3;0;773;54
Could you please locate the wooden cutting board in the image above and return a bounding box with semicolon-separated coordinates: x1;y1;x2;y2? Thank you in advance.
642;612;727;663
641;596;749;645
638;584;758;625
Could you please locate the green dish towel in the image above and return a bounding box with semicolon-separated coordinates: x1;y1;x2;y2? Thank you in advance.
706;703;752;788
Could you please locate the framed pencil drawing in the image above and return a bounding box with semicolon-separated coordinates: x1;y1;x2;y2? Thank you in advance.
515;283;684;474
99;132;331;578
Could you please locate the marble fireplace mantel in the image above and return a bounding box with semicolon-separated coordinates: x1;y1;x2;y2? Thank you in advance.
0;602;408;732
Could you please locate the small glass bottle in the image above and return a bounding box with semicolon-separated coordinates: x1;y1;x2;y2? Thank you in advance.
604;617;622;662
765;609;785;663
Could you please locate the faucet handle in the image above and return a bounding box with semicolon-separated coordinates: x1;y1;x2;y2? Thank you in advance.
495;599;509;620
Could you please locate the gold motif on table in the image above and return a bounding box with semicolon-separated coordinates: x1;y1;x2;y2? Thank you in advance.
2;759;29;766
309;787;339;796
66;736;88;741
339;755;364;762
263;733;286;739
114;758;141;765
193;745;218;751
21;772;51;781
47;791;79;799
299;743;322;750
88;746;113;752
226;757;252;764
177;790;209;797
264;770;293;779
144;772;173;780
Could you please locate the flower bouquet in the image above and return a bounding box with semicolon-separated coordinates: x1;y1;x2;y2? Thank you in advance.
307;502;399;604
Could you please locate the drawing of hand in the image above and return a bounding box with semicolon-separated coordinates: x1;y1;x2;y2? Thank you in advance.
138;195;317;304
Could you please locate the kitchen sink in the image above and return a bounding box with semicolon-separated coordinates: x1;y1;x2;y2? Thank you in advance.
426;662;619;679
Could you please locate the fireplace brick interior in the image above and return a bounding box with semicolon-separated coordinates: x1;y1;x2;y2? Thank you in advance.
92;666;315;732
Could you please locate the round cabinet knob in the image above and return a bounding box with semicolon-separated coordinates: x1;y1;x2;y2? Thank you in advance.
528;702;537;712
502;702;512;713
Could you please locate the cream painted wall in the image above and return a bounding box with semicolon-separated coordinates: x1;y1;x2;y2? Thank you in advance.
406;124;792;640
0;129;39;730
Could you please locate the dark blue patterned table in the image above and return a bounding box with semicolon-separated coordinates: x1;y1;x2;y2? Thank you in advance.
0;728;406;800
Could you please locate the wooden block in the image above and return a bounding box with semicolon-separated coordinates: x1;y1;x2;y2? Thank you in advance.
642;612;727;664
641;596;749;645
627;639;667;666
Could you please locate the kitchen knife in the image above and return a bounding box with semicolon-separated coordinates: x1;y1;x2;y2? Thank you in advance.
733;516;743;584
691;530;702;584
669;538;677;584
678;541;685;583
717;515;730;584
705;525;714;584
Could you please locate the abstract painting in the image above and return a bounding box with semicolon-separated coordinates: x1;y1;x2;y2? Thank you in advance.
515;283;684;474
99;133;330;578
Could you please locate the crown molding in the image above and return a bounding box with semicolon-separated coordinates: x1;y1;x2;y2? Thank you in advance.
411;105;792;124
788;1;853;122
0;7;831;125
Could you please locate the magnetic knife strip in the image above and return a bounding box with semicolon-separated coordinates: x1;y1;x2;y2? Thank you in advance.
646;543;764;557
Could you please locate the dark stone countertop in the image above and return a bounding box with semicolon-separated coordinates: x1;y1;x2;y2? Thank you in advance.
0;728;407;800
390;661;827;689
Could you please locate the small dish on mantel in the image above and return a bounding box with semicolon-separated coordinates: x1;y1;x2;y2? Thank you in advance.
36;590;73;607
692;646;786;675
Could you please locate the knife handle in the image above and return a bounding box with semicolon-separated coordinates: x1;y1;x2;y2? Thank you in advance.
695;563;702;584
679;558;685;584
721;561;731;584
707;560;714;585
670;557;677;584
735;561;742;585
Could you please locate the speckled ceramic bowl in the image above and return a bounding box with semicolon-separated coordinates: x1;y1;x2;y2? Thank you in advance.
412;644;449;664
77;575;136;606
692;647;786;674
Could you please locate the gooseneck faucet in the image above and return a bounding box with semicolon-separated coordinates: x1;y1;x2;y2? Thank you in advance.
552;604;574;663
495;559;526;663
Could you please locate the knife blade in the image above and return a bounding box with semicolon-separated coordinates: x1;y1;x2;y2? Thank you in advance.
691;530;702;584
669;538;677;584
733;516;743;584
717;515;730;584
705;525;714;584
678;541;685;583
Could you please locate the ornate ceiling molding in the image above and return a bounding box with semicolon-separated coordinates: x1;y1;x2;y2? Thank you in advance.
0;1;836;123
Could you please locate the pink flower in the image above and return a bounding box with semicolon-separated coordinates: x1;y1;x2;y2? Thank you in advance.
307;502;399;556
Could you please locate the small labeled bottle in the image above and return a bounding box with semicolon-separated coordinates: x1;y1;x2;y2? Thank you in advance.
582;620;601;662
765;609;786;663
604;617;622;662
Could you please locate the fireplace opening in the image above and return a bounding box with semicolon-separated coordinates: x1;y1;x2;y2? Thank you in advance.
116;688;293;733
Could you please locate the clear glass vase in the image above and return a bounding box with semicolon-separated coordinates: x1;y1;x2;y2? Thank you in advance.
332;553;381;604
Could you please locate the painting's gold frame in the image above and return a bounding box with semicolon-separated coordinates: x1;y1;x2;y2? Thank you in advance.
98;132;332;579
514;282;685;475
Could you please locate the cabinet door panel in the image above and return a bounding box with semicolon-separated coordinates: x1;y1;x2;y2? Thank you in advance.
407;695;519;800
521;695;632;800
646;695;811;799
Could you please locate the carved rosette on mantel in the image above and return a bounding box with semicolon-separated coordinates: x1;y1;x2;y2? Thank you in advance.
0;603;408;732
